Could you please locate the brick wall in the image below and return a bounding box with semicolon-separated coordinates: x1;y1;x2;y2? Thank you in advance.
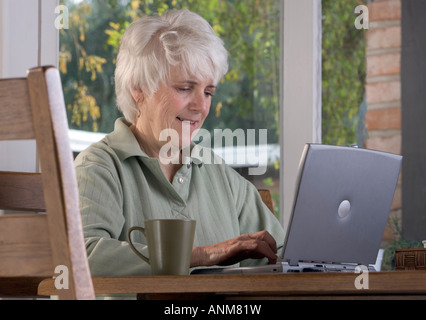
364;0;401;242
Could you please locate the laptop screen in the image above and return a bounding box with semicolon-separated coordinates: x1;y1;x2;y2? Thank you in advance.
282;144;402;267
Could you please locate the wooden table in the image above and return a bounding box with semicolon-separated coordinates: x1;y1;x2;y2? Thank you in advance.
38;270;426;300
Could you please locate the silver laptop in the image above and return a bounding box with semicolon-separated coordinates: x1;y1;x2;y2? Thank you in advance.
192;144;402;274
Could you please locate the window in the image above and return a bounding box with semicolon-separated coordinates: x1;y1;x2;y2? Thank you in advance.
1;0;324;226
60;0;282;217
0;0;58;173
321;0;367;146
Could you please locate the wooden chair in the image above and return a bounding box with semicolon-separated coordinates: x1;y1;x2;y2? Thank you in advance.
258;189;274;214
0;67;279;299
0;66;95;300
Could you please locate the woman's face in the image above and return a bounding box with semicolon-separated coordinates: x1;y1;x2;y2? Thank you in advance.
138;68;216;151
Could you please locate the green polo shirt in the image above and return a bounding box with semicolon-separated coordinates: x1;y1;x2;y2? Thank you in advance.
75;118;285;277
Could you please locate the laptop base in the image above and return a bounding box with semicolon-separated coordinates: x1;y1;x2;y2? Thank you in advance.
191;262;376;275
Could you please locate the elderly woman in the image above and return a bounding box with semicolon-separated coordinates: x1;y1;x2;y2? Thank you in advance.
76;9;285;277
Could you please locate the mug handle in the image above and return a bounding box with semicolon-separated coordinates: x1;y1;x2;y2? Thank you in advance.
127;226;150;264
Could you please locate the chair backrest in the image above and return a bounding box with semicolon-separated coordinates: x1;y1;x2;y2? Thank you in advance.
258;189;274;214
0;66;95;300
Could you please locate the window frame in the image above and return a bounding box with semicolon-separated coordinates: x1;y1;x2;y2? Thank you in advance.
0;0;59;173
1;0;323;228
281;0;322;226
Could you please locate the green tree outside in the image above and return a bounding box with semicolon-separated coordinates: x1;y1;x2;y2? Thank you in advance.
60;0;281;142
322;0;367;146
60;0;366;146
60;0;367;218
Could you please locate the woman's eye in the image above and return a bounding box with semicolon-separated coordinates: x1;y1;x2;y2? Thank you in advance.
177;87;190;93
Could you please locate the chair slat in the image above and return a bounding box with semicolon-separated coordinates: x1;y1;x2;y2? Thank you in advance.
0;172;45;212
258;189;274;214
0;214;52;277
0;78;35;140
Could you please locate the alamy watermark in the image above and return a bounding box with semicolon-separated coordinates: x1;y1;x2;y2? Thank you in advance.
354;265;369;290
54;5;69;30
354;5;369;30
159;126;269;176
56;4;369;31
53;264;370;291
54;265;69;290
53;3;368;173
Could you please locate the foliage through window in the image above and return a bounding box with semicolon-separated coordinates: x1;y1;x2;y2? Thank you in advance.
60;0;281;144
321;0;367;146
60;1;367;219
60;0;282;216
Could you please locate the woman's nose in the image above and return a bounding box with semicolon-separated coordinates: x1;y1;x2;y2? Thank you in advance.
189;90;210;112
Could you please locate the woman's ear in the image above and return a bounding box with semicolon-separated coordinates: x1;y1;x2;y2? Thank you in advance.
131;88;144;104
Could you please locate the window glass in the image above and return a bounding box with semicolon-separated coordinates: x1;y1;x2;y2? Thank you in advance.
60;0;282;217
321;0;367;146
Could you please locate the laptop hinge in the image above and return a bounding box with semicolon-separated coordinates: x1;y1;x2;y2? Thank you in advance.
289;261;365;271
288;259;299;267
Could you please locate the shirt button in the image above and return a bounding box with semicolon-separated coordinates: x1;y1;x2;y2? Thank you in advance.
178;177;185;184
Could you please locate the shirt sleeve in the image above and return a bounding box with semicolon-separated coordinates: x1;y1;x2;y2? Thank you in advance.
75;154;151;277
227;166;286;267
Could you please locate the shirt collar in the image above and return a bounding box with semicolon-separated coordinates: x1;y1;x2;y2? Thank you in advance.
105;118;147;160
106;118;204;167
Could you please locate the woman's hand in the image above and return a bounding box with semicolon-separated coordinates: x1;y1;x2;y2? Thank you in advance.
191;231;278;267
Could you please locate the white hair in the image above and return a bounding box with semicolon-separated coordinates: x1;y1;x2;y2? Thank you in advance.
115;9;229;123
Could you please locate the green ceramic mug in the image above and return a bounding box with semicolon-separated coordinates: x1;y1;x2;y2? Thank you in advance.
127;219;196;275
